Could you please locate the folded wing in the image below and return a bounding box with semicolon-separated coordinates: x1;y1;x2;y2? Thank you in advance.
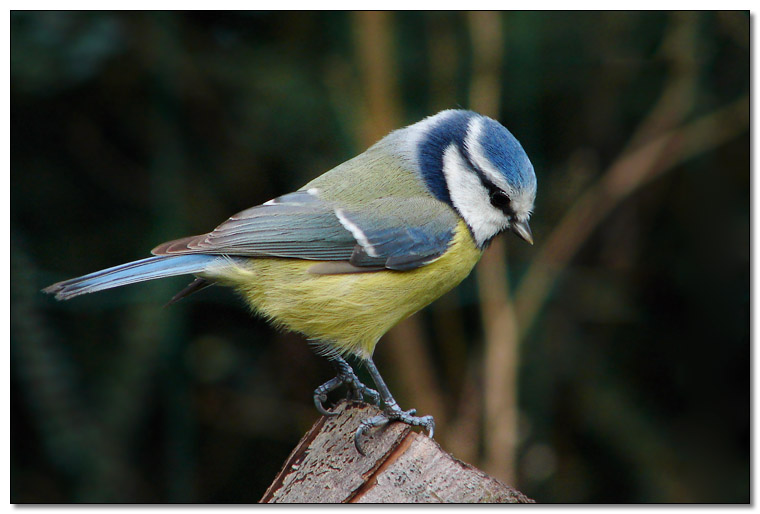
152;190;459;272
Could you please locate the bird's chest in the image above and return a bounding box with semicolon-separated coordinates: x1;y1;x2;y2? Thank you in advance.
214;221;482;357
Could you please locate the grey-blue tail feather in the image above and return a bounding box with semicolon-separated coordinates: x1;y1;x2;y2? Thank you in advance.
43;254;218;301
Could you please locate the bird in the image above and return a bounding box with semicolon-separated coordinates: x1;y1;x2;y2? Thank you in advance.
43;109;537;455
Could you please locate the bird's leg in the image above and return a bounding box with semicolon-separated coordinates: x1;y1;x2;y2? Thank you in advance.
354;357;435;455
313;355;380;416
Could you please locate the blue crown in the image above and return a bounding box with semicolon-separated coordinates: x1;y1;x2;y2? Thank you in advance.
415;110;535;205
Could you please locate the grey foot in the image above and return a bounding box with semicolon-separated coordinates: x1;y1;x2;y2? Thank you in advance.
354;406;435;455
313;356;380;416
353;357;436;455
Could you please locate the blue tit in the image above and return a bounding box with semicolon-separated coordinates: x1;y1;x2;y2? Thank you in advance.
44;109;537;454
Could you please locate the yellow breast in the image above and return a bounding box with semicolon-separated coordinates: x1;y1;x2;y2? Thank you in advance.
208;220;481;359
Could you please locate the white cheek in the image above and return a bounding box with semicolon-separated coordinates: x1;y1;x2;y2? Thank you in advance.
442;145;509;246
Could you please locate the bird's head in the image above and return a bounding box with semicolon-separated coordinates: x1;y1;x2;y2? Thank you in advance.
398;109;537;249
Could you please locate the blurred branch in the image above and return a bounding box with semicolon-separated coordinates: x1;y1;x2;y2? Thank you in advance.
352;11;401;141
624;12;698;152
465;11;520;485
467;12;503;116
445;358;483;465
515;93;749;337
514;12;746;336
426;14;459;110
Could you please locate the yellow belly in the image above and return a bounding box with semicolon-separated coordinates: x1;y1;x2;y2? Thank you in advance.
207;220;481;359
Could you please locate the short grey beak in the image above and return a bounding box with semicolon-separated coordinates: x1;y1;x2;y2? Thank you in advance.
511;219;534;245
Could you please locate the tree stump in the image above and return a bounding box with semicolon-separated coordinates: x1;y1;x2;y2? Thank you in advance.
261;401;534;503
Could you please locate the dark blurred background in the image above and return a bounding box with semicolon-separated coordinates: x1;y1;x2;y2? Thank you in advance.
11;11;749;503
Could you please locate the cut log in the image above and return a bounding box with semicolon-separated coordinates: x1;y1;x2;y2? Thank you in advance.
261;401;534;503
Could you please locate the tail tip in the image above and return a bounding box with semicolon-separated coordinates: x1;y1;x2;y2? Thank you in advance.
42;284;58;295
42;283;73;301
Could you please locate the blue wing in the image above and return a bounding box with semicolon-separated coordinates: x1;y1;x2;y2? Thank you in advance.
335;197;459;270
152;190;459;272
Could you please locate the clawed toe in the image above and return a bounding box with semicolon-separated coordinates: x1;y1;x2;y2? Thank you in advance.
362;386;381;406
313;357;380;416
314;356;434;456
349;380;380;406
313;377;342;416
314;392;339;416
354;408;435;455
354;414;390;455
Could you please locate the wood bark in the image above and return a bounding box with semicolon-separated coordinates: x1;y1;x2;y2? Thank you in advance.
261;401;534;503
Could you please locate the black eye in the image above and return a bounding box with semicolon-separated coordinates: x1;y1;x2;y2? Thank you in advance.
490;191;511;211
